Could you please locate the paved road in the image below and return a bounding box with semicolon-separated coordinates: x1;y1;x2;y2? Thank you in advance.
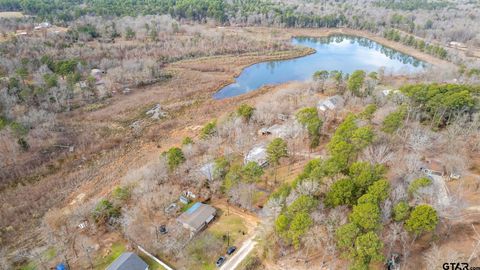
220;236;257;270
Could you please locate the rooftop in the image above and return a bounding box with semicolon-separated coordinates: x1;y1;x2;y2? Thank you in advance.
106;252;148;270
177;202;216;232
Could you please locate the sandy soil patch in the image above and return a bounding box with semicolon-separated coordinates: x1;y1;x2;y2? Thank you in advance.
0;11;24;18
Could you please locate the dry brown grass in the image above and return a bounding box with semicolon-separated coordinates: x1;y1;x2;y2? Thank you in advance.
0;12;24;18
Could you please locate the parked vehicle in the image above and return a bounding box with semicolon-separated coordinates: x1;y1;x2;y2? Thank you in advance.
215;256;226;267
159;225;168;235
226;246;237;255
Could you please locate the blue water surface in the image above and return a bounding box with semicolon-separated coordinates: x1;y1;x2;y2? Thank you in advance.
213;35;425;99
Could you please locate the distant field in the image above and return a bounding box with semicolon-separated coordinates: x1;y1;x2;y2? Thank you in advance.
0;12;24;18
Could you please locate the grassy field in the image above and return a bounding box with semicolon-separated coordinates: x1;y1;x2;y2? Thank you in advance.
182;211;249;270
19;262;36;270
94;242;126;270
208;211;248;245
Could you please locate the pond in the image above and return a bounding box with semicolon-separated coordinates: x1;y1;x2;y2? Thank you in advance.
213;35;426;99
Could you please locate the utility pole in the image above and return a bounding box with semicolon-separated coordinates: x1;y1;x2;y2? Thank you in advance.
227;231;230;247
227;197;230;216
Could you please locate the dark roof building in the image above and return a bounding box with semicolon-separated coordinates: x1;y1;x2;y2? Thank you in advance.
106;252;148;270
177;202;216;234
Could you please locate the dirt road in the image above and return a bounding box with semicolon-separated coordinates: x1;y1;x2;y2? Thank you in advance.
220;235;257;270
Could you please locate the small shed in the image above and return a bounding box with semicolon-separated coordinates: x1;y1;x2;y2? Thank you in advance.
317;95;344;111
177;202;216;235
106;252;148;270
244;145;268;167
179;195;190;205
277;113;289;121
34;22;51;30
449;41;467;49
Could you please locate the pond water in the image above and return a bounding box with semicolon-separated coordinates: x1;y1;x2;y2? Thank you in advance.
213;35;426;99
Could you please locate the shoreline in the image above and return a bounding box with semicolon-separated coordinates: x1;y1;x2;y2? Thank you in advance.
207;27;447;100
230;27;454;68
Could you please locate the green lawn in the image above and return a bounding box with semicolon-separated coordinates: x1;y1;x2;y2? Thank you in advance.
19;262;36;270
207;212;248;245
94;242;126;270
186;231;225;270
139;254;168;270
182;212;249;270
180;201;195;212
0;116;7;130
18;247;57;270
43;247;57;261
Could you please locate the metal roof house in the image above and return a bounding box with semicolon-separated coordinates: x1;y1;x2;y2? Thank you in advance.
244;145;268;167
317;95;344;111
106;252;148;270
177;202;216;235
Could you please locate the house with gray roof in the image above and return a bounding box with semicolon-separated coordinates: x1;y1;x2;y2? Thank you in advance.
177;202;216;235
106;252;148;270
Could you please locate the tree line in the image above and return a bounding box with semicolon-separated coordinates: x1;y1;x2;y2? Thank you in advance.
0;0;347;28
384;28;449;59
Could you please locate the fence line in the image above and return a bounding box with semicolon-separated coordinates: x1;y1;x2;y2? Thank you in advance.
137;245;175;270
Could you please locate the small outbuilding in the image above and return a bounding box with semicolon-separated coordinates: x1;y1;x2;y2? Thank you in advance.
106;252;148;270
177;202;216;235
34;22;51;30
179;195;190;205
449;41;467;49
